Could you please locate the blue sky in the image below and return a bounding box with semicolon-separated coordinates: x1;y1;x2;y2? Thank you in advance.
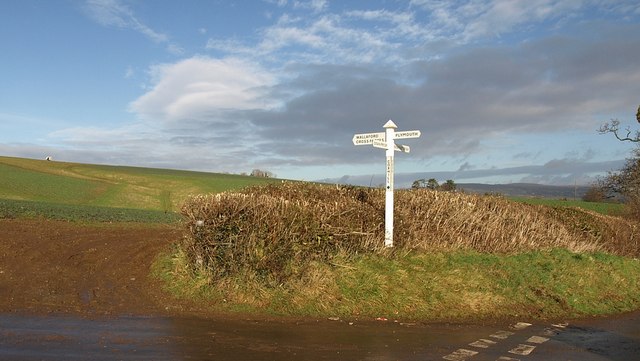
1;0;639;187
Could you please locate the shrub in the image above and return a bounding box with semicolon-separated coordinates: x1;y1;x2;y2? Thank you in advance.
180;182;640;284
582;186;606;202
180;183;384;283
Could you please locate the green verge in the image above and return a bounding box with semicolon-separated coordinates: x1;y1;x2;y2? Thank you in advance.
152;248;640;321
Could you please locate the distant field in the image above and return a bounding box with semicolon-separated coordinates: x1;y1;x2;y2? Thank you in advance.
509;196;623;216
0;156;278;211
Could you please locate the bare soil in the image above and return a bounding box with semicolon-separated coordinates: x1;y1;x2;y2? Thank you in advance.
0;218;184;316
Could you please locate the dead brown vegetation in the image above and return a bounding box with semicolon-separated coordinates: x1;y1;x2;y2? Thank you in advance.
180;182;639;282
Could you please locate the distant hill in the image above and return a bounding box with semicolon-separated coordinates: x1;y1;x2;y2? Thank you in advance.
316;174;593;199
457;183;590;199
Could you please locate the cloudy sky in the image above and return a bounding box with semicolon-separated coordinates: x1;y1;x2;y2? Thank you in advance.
1;0;639;187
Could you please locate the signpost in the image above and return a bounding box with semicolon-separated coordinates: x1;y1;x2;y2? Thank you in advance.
352;132;385;145
353;120;421;247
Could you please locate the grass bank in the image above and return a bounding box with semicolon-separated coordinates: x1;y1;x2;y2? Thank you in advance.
153;248;640;321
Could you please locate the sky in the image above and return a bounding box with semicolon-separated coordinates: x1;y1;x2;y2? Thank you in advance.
1;0;639;187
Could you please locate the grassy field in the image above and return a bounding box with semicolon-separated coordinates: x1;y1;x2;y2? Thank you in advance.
0;198;181;223
510;196;624;216
0;155;278;211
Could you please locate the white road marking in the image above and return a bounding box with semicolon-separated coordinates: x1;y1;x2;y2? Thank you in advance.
526;335;549;344
510;322;532;330
442;321;567;360
509;344;536;355
469;338;497;348
443;348;479;360
490;330;514;339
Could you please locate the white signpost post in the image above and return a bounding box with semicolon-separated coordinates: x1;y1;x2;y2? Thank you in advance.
352;120;421;247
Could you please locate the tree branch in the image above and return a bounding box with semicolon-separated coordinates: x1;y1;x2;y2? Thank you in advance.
598;119;640;143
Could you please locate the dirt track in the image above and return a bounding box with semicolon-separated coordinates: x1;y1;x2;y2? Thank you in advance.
0;219;183;316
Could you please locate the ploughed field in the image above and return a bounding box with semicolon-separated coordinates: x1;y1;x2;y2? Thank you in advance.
0;219;183;316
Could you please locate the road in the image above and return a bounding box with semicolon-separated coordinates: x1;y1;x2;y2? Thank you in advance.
1;311;639;360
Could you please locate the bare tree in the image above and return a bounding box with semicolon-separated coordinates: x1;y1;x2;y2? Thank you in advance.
250;169;274;178
598;105;640;142
582;186;606;202
597;105;640;218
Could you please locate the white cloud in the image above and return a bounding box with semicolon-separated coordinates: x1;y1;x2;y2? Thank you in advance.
345;9;425;39
408;0;586;41
166;43;184;55
83;0;181;53
263;0;288;7
209;7;431;65
261;20;326;51
253;13;407;64
295;0;327;12
129;57;276;124
84;0;166;42
461;0;583;40
124;66;134;79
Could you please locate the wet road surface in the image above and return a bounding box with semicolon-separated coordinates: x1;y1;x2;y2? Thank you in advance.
1;311;639;360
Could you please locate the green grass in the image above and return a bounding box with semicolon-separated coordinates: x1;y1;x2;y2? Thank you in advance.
0;155;279;211
154;248;640;321
510;196;623;215
0;163;112;204
0;198;181;223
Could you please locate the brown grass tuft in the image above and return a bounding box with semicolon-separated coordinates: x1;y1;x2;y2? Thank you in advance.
180;182;640;283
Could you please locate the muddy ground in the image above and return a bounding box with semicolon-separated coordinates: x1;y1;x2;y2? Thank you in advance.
0;218;185;317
